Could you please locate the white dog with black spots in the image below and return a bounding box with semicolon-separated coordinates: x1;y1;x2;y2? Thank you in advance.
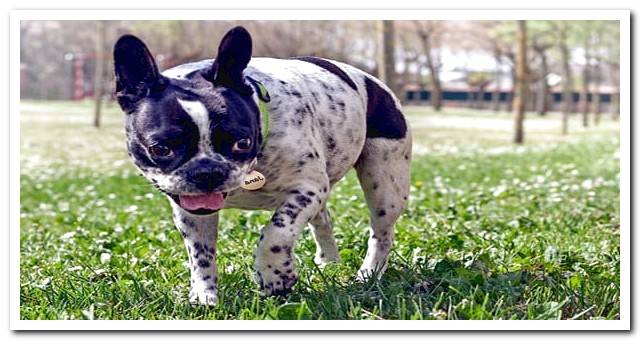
114;26;411;305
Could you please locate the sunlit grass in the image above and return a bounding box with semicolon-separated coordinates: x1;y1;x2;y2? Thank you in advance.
20;101;620;320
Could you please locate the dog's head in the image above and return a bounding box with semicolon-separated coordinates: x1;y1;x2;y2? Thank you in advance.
114;26;261;215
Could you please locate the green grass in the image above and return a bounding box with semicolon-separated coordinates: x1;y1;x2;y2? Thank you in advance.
20;100;620;320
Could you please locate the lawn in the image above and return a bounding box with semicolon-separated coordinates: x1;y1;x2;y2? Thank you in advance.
19;101;620;320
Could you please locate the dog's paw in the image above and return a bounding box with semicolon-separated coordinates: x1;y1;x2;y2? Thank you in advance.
356;267;384;283
255;267;298;297
314;252;340;267
189;287;218;306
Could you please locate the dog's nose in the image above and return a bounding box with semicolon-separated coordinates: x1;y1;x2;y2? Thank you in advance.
190;163;228;191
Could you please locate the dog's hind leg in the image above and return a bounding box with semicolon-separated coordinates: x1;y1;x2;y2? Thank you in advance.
354;135;412;280
309;205;340;265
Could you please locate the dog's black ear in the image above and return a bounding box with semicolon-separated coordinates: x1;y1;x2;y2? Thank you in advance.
206;26;253;90
113;34;165;112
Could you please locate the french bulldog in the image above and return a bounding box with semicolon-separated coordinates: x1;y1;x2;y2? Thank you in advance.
113;26;411;305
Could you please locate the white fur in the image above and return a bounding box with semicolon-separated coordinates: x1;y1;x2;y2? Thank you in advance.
177;99;210;150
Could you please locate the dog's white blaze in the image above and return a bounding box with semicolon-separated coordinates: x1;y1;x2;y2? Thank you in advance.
177;99;210;149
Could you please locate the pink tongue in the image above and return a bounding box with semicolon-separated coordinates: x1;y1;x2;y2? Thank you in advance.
179;192;225;211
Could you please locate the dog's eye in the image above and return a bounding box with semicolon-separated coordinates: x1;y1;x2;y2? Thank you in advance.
149;144;172;157
232;138;252;153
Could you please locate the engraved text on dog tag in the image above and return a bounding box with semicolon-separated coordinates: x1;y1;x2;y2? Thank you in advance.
241;170;266;190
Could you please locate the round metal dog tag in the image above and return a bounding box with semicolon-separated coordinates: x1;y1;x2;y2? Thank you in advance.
241;170;266;191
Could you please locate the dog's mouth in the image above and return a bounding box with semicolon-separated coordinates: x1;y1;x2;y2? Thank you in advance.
170;192;228;215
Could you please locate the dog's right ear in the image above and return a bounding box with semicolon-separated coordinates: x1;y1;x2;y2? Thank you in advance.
205;26;253;93
113;34;165;112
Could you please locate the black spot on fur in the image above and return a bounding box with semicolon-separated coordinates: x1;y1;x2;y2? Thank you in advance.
295;195;312;208
378;209;387;217
284;208;299;220
283;246;292;256
198;259;211;268
292;56;358;91
271;246;282;253
364;77;407;139
327;136;336;150
181;217;195;228
271;215;286;228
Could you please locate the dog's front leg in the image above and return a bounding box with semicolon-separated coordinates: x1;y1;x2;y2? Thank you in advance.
255;184;327;296
171;201;219;306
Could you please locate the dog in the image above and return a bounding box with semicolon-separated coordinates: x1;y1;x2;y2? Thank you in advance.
113;26;411;305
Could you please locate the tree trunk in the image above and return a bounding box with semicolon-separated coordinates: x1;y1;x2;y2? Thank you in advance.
430;70;442;111
592;60;602;125
377;21;397;97
468;89;476;109
537;50;550;116
93;21;106;128
579;33;591;128
492;49;502;112
560;40;572;135
580;64;591;127
506;67;516;113
477;87;485;109
611;65;620;120
419;30;442;111
611;91;620;120
513;20;527;144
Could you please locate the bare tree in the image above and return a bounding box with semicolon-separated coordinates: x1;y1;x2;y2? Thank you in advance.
554;22;574;135
578;21;593;128
592;57;603;125
93;21;106;128
377;21;397;97
513;20;527;144
413;21;443;111
491;44;503;112
528;21;556;116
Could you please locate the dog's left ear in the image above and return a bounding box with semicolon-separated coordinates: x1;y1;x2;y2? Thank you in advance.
206;26;253;89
